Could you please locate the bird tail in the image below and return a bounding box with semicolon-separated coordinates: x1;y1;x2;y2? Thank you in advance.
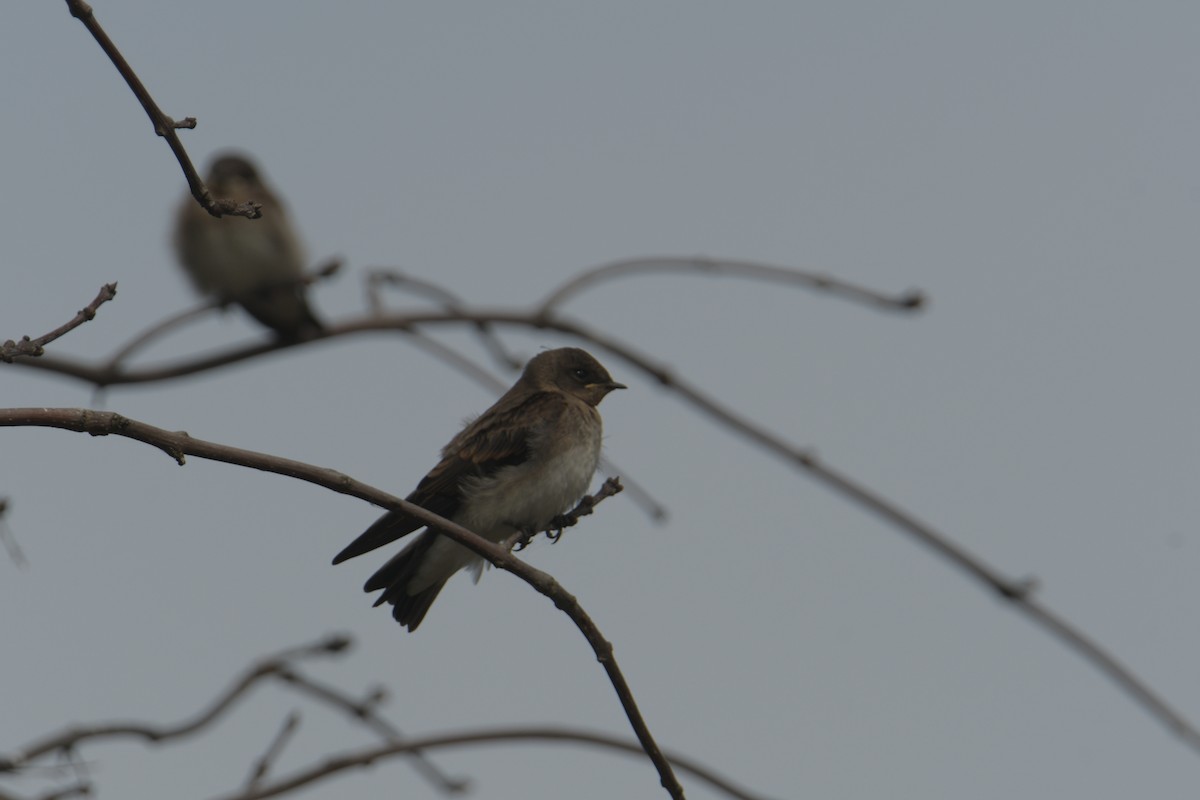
239;285;324;341
332;508;424;565
362;532;446;632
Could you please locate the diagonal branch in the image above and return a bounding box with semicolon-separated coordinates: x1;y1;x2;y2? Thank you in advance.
61;0;260;219
241;712;301;793
0;408;685;799
272;666;468;793
1;283;117;363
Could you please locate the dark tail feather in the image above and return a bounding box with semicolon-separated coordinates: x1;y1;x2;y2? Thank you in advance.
389;581;447;632
332;509;424;564
362;532;444;632
240;286;323;342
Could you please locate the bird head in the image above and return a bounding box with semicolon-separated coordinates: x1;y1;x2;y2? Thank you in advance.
528;347;626;407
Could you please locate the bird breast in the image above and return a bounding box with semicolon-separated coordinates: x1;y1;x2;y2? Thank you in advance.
458;411;602;539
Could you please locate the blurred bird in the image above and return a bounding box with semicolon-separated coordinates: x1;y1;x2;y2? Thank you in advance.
173;152;323;340
334;347;626;631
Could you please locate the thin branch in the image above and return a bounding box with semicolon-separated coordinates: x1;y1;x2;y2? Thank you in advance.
273;667;469;793
1;283;117;363
10;251;921;387
546;319;1200;754
0;409;684;799
366;268;523;369
535;256;925;315
242;712;300;793
98;259;343;373
513;477;624;550
61;0;261;219
0;635;350;771
22;307;668;520
208;726;779;800
101;299;223;368
0;784;94;800
2;634;464;797
37;786;91;800
1;633;463;795
10;292;1197;754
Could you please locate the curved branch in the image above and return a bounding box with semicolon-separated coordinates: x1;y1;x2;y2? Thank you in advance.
101;299;223;367
0;408;684;799
11;305;1199;756
97;259;343;374
1;635;350;770
0;633;463;795
535;256;925;314
208;726;776;800
10;252;922;387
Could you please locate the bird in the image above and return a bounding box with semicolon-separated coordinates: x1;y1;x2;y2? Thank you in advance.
172;152;323;340
333;347;626;631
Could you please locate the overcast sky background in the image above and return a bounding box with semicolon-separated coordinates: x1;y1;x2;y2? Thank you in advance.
5;3;1200;798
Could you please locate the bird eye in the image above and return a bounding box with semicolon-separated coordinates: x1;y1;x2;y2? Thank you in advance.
573;368;589;381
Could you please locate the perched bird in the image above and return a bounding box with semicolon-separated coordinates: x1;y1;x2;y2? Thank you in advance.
173;152;323;340
334;347;626;631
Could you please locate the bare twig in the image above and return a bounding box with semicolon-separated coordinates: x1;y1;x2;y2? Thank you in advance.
0;283;117;363
0;635;349;771
0;784;94;800
536;256;925;315
272;667;468;793
99;259;343;374
38;784;91;800
10;252;919;386
366;268;523;369
0;409;684;799
61;0;261;219
1;633;461;795
208;725;779;800
513;477;624;550
550;475;624;531
101;300;224;367
242;713;301;792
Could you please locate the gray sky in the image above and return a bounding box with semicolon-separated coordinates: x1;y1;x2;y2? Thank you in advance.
6;2;1200;798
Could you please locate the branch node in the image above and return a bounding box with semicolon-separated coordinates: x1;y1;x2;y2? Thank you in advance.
320;634;353;653
66;0;94;20
995;575;1039;601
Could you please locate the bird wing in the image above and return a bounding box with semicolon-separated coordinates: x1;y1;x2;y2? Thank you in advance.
331;391;563;564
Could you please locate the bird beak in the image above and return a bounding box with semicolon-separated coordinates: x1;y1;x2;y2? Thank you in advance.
605;381;627;391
